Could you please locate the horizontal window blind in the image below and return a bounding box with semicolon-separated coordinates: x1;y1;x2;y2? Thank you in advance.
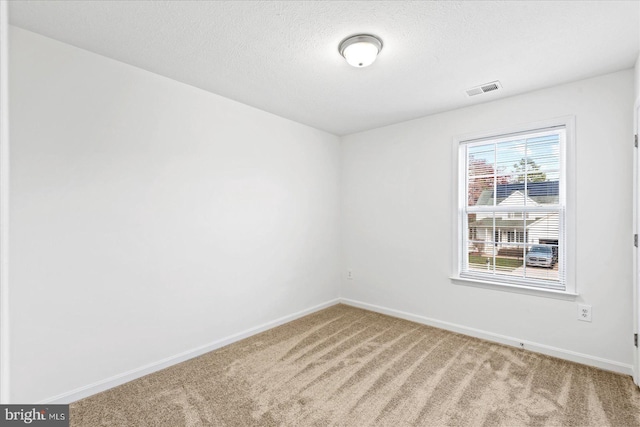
460;127;566;290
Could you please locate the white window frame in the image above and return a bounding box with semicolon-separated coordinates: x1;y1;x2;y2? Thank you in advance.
451;116;576;298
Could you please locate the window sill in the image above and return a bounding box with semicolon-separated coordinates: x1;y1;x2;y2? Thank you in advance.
450;275;578;300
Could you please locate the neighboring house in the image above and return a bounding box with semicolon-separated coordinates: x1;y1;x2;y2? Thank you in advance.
469;181;559;257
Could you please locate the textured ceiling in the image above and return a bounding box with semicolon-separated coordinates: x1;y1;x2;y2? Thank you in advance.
8;1;640;136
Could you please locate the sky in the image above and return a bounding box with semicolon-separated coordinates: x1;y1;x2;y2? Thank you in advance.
467;131;561;182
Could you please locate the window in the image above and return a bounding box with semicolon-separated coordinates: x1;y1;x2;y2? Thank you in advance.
454;118;574;293
505;230;526;243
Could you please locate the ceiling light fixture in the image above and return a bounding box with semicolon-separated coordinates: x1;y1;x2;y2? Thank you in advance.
338;34;383;68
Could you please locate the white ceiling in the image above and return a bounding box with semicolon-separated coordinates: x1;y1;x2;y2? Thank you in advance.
9;1;640;136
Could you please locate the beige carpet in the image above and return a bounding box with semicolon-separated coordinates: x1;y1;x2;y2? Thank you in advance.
71;304;640;426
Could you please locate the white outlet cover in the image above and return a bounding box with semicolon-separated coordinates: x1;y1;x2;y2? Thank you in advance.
577;304;592;322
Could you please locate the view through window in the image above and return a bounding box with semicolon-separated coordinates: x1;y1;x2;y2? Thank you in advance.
460;126;566;290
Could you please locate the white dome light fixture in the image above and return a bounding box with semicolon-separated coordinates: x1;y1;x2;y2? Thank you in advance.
339;34;383;68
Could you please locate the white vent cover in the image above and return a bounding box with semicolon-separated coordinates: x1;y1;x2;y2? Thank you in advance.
466;81;502;97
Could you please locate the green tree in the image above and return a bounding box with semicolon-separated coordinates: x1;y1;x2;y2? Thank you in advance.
513;157;546;183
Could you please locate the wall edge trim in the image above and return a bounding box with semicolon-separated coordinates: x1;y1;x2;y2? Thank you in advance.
340;298;633;376
39;298;341;404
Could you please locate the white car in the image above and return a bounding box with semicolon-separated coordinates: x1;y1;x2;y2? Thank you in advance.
525;245;555;268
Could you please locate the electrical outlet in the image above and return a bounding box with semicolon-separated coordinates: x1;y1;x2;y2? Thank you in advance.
577;304;592;322
347;270;353;280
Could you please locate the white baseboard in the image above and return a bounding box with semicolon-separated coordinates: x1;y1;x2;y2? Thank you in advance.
40;298;341;404
340;298;634;376
40;296;633;404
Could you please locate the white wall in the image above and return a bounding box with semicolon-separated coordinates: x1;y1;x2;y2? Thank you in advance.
341;70;635;369
9;27;341;403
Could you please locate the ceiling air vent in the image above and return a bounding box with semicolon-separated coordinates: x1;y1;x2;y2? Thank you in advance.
465;81;502;97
